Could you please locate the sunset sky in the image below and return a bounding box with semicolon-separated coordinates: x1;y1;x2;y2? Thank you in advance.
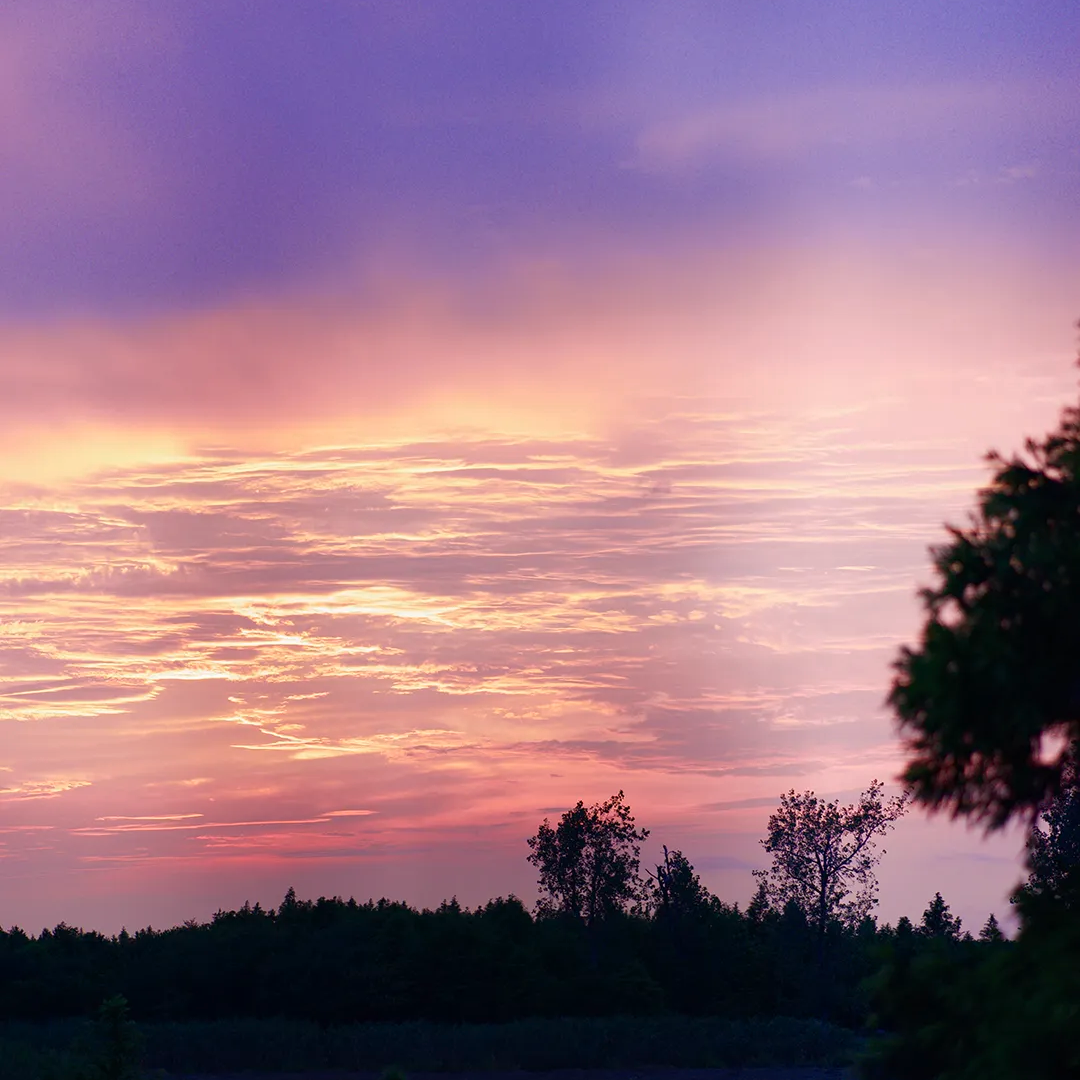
2;2;1079;936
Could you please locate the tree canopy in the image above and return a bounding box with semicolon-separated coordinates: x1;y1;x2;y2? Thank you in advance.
867;335;1080;1079
890;369;1080;828
649;845;712;920
978;913;1005;943
754;781;907;930
526;791;649;924
1013;739;1080;913
919;891;964;941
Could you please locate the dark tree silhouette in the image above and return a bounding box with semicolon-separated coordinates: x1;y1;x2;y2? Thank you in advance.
890;342;1080;828
865;332;1080;1080
919;892;962;941
978;913;1005;942
745;880;771;924
526;791;649;924
1013;739;1080;912
754;781;907;930
649;846;711;919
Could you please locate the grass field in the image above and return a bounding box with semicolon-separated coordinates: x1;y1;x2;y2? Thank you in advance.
0;1014;861;1078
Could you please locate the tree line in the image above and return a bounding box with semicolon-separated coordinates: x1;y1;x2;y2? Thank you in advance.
7;328;1080;1076
0;783;1010;1030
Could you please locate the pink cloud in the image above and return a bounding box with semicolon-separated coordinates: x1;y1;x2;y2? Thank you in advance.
0;230;1076;935
0;227;1072;465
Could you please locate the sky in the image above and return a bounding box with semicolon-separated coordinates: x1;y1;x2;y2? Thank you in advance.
1;1;1079;936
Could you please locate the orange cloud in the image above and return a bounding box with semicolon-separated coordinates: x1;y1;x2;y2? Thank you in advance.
0;228;1075;935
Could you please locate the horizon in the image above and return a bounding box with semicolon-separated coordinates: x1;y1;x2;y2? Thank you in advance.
2;1;1079;940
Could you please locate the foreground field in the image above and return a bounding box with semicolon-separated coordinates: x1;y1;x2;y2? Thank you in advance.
1;1016;861;1079
167;1071;855;1080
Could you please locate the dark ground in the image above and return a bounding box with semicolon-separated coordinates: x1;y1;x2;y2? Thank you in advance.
167;1069;856;1080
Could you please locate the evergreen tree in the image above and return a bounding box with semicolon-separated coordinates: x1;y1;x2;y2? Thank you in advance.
920;892;962;940
746;880;771;924
865;337;1080;1078
890;349;1080;827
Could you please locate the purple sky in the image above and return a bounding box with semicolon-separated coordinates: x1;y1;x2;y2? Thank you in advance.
1;1;1079;936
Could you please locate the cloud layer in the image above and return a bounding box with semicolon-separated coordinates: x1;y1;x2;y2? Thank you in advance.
2;0;1079;935
2;266;1075;930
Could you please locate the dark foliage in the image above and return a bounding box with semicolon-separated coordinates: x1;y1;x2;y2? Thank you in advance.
919;892;965;941
0;792;1018;1076
754;781;907;930
890;363;1080;828
0;883;1008;1044
868;332;1080;1078
1013;739;1080;913
0;790;1009;1063
649;845;711;918
862;902;1080;1080
526;791;649;924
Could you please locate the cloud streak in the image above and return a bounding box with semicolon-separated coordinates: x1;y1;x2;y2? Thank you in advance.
1;335;1070;919
633;81;1065;171
2;2;1077;936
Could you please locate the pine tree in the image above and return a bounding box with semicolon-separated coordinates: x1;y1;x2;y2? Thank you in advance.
746;880;771;923
920;892;962;940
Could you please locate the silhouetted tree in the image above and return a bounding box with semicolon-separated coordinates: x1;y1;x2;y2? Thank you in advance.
526;791;649;924
866;331;1080;1079
919;892;962;941
648;846;711;919
746;880;771;924
1013;739;1080;913
89;994;142;1080
978;913;1005;942
0;881;903;1036
890;342;1080;827
754;781;907;930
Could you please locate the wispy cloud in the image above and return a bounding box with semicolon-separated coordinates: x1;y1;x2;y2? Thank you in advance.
634;82;1061;172
1;0;1076;941
0;778;92;800
951;162;1040;187
0;376;1058;885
